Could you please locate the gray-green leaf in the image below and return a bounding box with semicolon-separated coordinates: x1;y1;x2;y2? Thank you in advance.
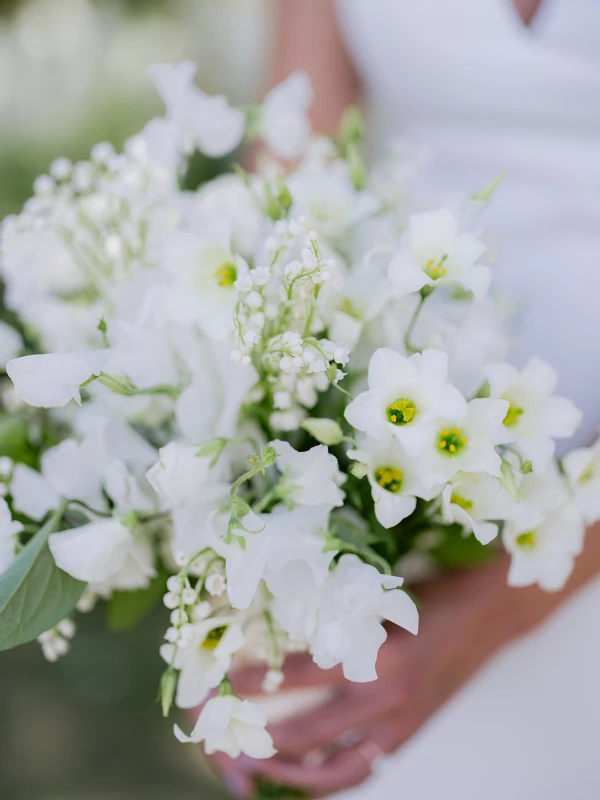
0;506;86;651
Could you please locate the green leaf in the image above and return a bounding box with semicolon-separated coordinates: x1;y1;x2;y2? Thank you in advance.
0;504;85;651
0;415;32;464
107;567;167;632
253;777;309;800
472;173;505;202
429;523;495;569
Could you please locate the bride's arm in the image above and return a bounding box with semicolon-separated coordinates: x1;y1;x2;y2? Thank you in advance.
270;0;360;133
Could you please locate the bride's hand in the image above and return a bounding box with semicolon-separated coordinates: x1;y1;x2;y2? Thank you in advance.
209;554;581;797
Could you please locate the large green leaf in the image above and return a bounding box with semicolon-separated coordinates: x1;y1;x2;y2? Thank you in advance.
0;506;86;651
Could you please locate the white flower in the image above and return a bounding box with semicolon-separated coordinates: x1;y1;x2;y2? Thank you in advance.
146;443;211;507
350;437;439;529
441;472;518;545
174;694;276;759
205;505;334;610
161;619;244;708
49;518;155;592
148;61;245;159
419;398;510;486
310;554;419;682
11;464;60;521
411;292;509;397
162;230;242;339
261;72;313;159
563;439;600;525
503;503;584;592
345;348;467;456
0;322;21;368
502;465;585;591
270;439;345;507
40;436;108;512
0;497;24;574
388;208;490;299
6;350;110;408
485;358;582;469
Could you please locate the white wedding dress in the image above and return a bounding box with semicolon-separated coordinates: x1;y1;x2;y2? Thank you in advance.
329;1;600;798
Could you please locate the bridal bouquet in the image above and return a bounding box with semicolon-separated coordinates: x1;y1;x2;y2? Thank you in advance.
1;63;597;762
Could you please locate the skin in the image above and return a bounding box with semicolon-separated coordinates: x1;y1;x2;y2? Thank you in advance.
209;1;591;795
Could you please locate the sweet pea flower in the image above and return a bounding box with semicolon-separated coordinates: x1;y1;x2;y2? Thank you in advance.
345;348;467;456
260;72;313;159
49;518;155;592
174;694;276;759
6;350;110;408
270;439;345;507
310;554;419;682
148;61;245;159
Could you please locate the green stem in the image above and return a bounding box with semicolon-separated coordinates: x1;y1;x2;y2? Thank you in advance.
403;291;428;355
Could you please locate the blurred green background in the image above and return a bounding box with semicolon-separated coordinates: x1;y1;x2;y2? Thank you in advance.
0;1;271;797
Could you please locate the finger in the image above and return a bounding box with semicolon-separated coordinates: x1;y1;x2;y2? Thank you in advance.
268;680;411;757
211;752;254;798
249;746;373;797
231;653;345;696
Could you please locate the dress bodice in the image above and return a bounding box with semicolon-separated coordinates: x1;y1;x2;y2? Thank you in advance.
337;0;600;446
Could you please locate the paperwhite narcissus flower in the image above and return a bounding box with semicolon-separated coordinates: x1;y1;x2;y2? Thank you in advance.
261;72;313;159
502;465;584;591
162;230;245;339
503;503;585;592
419;398;509;487
0;497;24;574
148;61;245;159
49;518;155;592
146;443;211;507
174;694;276;759
485;358;582;469
350;437;439;528
563;439;600;525
441;473;518;545
388;208;491;299
310;554;419;682
204;505;335;610
270;440;345;507
6;350;110;408
345;348;467;456
160;619;244;708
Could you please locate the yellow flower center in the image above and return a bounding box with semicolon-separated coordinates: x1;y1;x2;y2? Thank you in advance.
438;427;468;456
450;493;473;511
340;297;361;320
515;530;536;550
579;463;595;484
386;398;418;426
202;626;227;650
423;254;448;280
374;466;404;494
214;262;237;288
503;401;524;428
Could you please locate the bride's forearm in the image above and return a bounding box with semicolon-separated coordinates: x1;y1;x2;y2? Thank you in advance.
269;0;359;133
